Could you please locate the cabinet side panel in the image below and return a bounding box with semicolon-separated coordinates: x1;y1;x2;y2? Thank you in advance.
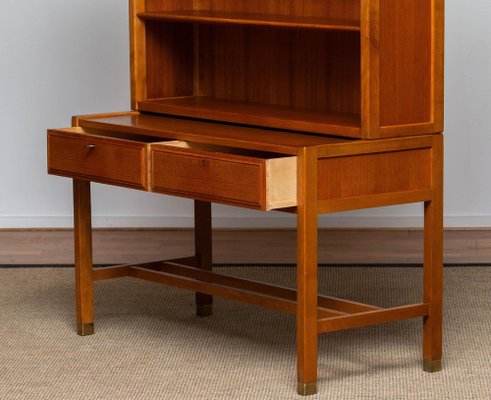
318;149;432;200
130;0;147;109
379;0;432;127
432;0;445;132
360;0;380;138
196;0;360;21
146;21;194;99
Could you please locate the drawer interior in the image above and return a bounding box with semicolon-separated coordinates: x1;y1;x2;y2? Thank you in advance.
158;140;292;160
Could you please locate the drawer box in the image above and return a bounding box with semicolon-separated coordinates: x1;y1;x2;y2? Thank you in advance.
151;141;297;210
48;127;165;190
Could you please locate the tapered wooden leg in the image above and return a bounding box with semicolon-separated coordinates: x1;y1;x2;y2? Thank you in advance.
195;201;213;317
423;135;444;371
296;148;318;396
73;179;95;336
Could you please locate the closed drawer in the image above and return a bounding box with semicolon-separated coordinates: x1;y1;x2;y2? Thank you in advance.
48;127;166;190
151;141;297;210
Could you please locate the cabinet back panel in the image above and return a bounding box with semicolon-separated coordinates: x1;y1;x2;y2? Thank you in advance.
196;0;360;21
379;0;432;127
145;0;194;12
146;21;194;99
198;26;360;114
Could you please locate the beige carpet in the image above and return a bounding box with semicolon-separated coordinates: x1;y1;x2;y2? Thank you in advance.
1;266;490;400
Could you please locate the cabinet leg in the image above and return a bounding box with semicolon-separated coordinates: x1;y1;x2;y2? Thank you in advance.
423;135;444;371
296;148;318;396
195;201;213;317
73;179;95;336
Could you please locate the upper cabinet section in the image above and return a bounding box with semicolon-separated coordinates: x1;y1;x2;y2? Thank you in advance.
130;0;444;140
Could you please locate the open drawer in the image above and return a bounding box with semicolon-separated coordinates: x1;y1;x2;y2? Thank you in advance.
151;141;297;210
47;127;170;190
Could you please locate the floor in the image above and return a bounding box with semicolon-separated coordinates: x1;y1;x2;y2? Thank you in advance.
2;266;490;399
1;229;490;265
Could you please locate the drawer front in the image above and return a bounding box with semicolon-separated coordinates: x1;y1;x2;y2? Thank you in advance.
48;129;147;190
151;149;265;208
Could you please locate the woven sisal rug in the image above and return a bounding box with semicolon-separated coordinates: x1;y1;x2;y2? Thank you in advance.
1;266;490;399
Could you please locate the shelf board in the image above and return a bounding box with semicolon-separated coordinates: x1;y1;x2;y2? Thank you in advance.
138;97;361;138
138;10;360;32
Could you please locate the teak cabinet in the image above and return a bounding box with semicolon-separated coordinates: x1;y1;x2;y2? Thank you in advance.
131;0;444;139
47;0;444;396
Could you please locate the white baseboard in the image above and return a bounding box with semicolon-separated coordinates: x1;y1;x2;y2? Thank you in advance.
1;215;491;229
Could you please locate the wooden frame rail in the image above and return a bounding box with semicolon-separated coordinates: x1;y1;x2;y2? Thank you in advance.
92;259;429;334
318;304;429;333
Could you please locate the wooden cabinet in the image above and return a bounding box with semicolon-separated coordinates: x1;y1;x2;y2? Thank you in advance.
130;0;444;139
47;0;445;395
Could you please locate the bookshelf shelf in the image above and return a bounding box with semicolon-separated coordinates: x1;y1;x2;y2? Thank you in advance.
138;10;360;31
139;97;361;137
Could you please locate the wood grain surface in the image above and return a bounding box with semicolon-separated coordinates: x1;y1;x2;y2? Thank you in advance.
79;114;349;155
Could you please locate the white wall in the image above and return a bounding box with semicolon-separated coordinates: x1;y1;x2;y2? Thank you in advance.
1;0;490;229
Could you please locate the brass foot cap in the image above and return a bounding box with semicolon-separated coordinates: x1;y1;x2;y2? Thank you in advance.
423;359;442;372
196;304;213;317
77;323;94;336
297;382;317;396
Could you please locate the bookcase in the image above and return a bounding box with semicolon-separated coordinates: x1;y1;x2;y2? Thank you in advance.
130;0;444;139
47;0;445;395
